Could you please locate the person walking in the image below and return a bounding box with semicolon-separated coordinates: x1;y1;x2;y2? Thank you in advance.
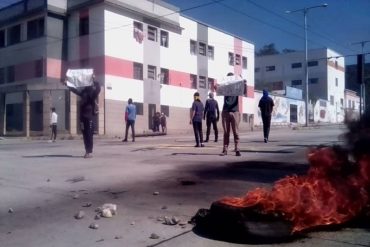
50;107;58;142
220;72;244;156
64;77;101;158
160;112;167;133
203;92;219;142
190;92;204;147
258;89;274;143
122;98;136;142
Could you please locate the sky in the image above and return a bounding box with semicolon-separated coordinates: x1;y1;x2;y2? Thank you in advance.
1;0;369;65
164;0;370;65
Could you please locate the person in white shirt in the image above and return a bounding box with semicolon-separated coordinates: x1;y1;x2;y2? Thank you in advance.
50;107;58;142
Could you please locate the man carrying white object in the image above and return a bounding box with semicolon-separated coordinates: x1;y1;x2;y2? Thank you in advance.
66;68;94;88
216;74;246;96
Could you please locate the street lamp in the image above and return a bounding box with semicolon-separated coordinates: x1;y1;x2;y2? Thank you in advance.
286;3;328;127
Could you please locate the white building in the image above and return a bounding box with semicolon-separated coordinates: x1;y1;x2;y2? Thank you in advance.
255;48;345;123
0;0;255;137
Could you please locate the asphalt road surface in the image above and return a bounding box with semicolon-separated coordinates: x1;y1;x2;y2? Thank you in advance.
1;125;369;247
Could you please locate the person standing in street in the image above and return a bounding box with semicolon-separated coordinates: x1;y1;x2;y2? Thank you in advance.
64;76;101;158
220;72;244;156
190;92;205;147
160;112;167;133
50;107;58;142
258;89;274;143
122;98;136;142
203;92;219;142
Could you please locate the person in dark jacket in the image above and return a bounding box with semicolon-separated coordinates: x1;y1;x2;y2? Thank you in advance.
203;92;219;142
190;92;205;147
220;73;243;156
258;89;274;143
64;77;101;158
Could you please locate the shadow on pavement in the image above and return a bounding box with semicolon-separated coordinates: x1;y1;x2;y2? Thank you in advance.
189;160;308;184
22;154;83;158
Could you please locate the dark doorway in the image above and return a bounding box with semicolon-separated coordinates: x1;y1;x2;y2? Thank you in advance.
290;104;297;123
148;103;156;131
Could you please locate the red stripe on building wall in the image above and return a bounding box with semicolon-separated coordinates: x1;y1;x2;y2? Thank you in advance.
105;56;133;78
169;70;191;88
46;58;62;78
234;38;242;76
246;85;254;98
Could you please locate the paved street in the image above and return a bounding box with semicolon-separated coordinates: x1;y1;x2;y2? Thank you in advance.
1;125;369;247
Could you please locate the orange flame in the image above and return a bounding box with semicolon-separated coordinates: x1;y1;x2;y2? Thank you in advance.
219;147;370;233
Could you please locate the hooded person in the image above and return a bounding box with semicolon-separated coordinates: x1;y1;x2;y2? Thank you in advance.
203;92;220;142
190;92;205;147
258;89;274;143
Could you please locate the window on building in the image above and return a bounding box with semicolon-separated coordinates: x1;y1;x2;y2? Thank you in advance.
308;60;318;67
27;18;44;40
148;65;156;80
352;101;355;109
255;67;260;73
335;60;338;69
148;26;157;41
309;78;319;84
199;42;206;56
228;52;234;65
0;68;4;84
340;98;343;106
160;105;169;117
160;30;169;47
330;95;334;105
207;45;214;59
160;68;169;84
7;65;15;83
133;21;144;43
235;54;241;65
347;99;351;108
190;74;197;89
320;100;327;107
133;63;143;80
79;16;89;36
0;30;5;48
291;62;302;68
242;56;247;69
190;40;197;55
7;24;21;45
35;59;43;77
266;65;275;71
199;76;206;89
208;78;215;91
134;102;144;115
335;78;338;87
291;79;302;86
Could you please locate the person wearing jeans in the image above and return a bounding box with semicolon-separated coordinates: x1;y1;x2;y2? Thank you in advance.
122;98;136;142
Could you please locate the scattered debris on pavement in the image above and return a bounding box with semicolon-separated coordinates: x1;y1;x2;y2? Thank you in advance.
74;210;85;219
66;176;85;183
153;191;159;195
89;223;99;229
82;202;92;207
149;233;160;239
8;208;14;213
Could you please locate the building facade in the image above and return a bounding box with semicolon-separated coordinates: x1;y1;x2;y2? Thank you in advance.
0;0;255;137
255;48;345;123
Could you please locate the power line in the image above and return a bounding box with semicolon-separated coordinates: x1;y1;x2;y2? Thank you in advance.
244;0;358;54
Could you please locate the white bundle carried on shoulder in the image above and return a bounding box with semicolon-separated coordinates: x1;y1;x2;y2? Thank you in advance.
66;68;94;88
216;74;246;96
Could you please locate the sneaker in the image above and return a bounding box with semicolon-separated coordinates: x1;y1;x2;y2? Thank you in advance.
220;150;227;156
264;138;267;143
122;139;127;142
214;139;218;142
200;143;205;147
194;144;200;147
132;140;135;142
204;139;209;143
236;151;241;156
84;153;93;158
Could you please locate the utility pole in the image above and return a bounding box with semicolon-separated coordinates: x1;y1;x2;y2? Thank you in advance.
286;4;328;127
352;40;370;115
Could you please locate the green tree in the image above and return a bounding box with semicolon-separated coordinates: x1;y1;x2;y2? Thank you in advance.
256;43;280;56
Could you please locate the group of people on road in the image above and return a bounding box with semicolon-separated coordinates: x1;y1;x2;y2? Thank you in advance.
53;71;273;159
152;112;167;133
190;73;274;156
